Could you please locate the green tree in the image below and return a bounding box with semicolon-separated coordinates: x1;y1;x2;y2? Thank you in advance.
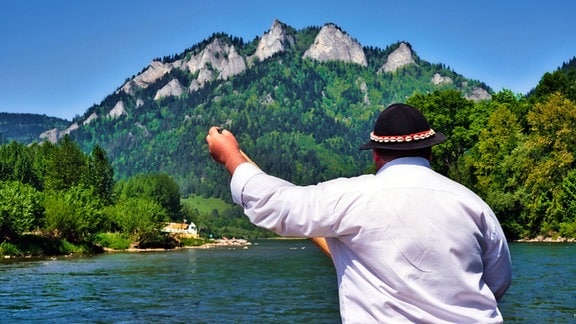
472;104;526;238
29;141;56;191
115;173;182;220
43;186;105;242
104;197;168;246
521;92;576;235
0;181;43;240
407;90;480;177
0;142;40;188
44;135;88;191
86;145;114;204
531;70;576;102
558;169;576;237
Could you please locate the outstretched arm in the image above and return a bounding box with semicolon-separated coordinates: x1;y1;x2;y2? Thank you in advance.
206;126;331;257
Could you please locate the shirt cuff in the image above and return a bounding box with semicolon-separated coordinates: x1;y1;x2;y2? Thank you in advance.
230;162;264;206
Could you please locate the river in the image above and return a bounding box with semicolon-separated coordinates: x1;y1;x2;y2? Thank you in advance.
0;240;574;323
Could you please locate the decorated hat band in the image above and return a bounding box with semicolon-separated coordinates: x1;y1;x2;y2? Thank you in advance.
370;129;436;143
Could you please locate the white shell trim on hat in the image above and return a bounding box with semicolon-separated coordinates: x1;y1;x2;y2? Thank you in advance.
370;129;436;143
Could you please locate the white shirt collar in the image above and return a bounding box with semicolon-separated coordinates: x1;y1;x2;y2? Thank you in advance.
376;156;431;175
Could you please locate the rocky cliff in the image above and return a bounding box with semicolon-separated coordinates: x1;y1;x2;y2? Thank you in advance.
379;42;415;73
253;19;295;62
303;24;367;67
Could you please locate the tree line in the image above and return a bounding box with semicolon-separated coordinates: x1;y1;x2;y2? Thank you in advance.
0;135;271;257
406;88;576;240
3;77;576;254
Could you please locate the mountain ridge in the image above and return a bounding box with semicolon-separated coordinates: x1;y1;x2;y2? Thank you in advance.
41;19;491;141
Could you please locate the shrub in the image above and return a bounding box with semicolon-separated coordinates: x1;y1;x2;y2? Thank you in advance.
0;181;43;240
0;241;22;257
43;186;105;242
178;237;207;246
92;233;131;250
104;197;167;243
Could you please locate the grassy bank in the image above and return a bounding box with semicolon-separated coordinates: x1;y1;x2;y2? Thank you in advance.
0;234;102;258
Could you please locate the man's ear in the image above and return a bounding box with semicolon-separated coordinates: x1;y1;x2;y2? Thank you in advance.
372;150;385;169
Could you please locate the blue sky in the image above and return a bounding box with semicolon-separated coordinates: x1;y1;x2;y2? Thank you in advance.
1;0;575;120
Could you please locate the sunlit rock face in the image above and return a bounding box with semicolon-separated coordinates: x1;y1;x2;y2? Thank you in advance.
254;19;295;62
154;79;185;100
303;24;367;67
380;42;415;73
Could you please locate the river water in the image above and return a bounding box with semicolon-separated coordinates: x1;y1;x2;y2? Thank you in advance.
0;240;574;323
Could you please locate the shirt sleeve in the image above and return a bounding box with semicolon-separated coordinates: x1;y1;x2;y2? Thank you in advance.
480;209;512;300
230;162;341;237
230;162;265;206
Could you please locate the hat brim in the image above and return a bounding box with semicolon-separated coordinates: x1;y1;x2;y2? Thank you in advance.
359;132;447;150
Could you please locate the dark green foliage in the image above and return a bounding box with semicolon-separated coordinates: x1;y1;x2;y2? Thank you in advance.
407;90;480;177
0;141;41;188
558;169;576;237
44;135;89;191
529;56;576;101
0;138;188;253
86;145;115;204
0;234;99;257
43;186;106;242
114;173;182;220
0;113;69;144
0;181;43;240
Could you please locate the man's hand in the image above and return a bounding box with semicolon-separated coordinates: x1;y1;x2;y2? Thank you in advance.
206;126;249;175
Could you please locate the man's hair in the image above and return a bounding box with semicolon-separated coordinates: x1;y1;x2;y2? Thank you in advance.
374;147;432;161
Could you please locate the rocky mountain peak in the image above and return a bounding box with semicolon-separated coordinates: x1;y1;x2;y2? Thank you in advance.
253;19;295;62
118;36;247;98
380;42;416;73
46;20;495;143
185;38;246;82
303;23;367;67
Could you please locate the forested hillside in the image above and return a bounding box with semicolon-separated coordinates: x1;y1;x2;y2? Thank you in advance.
0;113;68;144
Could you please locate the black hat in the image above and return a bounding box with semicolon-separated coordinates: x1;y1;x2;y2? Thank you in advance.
359;103;446;150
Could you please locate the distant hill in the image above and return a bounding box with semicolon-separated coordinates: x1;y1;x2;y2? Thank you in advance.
0;113;69;144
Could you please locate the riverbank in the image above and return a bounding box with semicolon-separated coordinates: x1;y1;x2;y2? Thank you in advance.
195;238;252;248
515;235;575;243
1;236;255;259
103;238;252;253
